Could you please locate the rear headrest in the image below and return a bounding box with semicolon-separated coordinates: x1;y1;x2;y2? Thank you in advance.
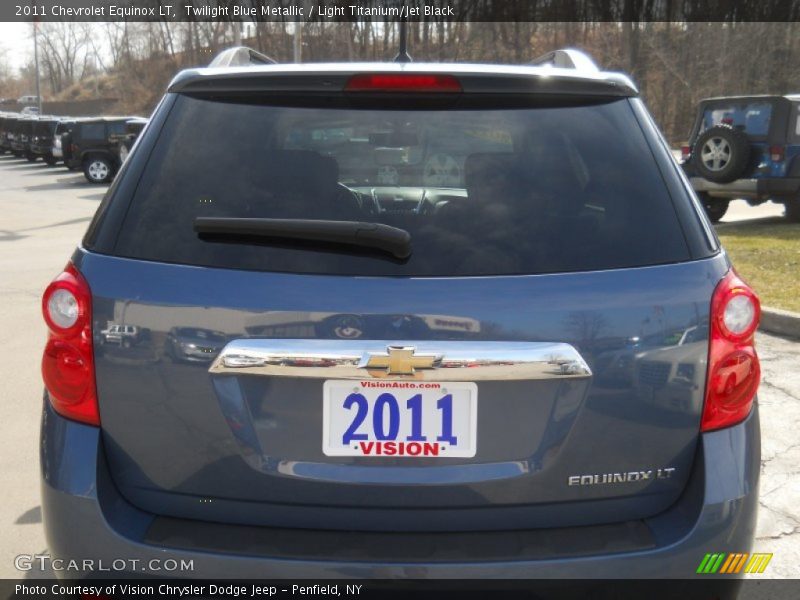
463;153;520;195
263;150;339;194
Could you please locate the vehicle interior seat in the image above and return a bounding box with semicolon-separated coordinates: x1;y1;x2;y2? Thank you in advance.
250;150;360;220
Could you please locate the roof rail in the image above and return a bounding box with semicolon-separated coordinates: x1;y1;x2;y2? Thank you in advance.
209;46;277;68
530;48;599;72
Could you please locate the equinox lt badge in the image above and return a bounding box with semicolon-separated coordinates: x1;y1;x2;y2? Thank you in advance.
568;468;676;486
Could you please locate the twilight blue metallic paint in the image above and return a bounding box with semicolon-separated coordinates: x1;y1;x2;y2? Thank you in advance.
41;394;760;577
63;248;733;535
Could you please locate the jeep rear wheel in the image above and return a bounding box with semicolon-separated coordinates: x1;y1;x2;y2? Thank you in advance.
84;156;113;184
691;125;750;184
785;200;800;223
698;193;729;223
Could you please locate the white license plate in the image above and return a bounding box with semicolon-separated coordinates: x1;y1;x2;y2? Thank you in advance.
323;380;477;458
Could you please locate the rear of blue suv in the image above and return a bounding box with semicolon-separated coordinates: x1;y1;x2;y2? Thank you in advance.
40;58;761;584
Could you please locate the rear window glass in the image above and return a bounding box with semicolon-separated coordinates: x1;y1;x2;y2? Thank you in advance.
108;121;127;136
34;121;56;136
81;123;105;139
701;101;772;136
111;95;690;277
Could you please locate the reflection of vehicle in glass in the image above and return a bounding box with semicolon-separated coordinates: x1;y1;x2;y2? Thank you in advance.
166;327;226;363
40;48;762;583
100;324;141;348
633;325;711;412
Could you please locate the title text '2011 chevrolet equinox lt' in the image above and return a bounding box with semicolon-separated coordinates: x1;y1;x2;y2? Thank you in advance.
40;49;761;586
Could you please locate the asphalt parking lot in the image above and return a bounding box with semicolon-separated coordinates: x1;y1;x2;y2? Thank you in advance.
0;154;798;579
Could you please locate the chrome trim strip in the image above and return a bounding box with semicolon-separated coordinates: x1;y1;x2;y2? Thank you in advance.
209;340;592;381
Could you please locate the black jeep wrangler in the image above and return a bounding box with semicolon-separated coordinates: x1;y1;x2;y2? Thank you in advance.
8;116;35;158
111;117;148;166
29;117;62;165
681;95;800;222
0;113;17;154
63;116;144;183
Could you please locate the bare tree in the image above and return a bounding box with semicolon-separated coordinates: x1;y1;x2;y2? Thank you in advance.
16;18;800;142
38;22;93;94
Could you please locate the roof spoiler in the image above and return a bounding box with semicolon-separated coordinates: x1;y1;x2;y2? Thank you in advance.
209;46;277;68
530;48;599;72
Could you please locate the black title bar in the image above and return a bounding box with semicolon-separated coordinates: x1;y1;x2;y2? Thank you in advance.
5;0;800;22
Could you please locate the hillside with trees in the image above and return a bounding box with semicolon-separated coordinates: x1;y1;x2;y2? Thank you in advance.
1;21;798;142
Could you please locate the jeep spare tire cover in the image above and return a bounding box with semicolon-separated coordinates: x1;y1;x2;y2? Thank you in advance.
691;124;750;184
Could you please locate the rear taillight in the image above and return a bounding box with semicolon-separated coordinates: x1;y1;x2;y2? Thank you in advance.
345;73;462;93
41;263;99;426
769;145;785;162
680;145;691;162
701;270;760;432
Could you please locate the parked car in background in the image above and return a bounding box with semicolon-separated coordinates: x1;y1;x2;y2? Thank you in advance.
681;94;800;222
17;94;40;105
39;48;762;586
0;113;17;154
29;117;62;165
21;106;40;116
57;118;87;169
50;119;76;163
113;117;148;165
63;116;144;183
9;117;35;159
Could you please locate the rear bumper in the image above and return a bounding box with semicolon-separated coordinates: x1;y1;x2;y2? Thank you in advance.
690;176;800;200
30;144;52;156
40;397;760;579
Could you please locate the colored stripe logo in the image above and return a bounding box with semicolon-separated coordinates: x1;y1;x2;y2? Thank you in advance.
697;553;772;574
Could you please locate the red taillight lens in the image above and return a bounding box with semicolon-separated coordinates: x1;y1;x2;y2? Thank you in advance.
681;145;691;161
769;145;785;162
41;263;99;426
701;270;761;432
345;73;462;93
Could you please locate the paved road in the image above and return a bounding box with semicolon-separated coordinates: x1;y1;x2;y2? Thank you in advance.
0;155;797;578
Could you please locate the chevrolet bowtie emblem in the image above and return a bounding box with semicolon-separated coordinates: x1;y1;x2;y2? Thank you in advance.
360;346;441;375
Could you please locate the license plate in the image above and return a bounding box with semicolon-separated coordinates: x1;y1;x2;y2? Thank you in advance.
323;380;477;458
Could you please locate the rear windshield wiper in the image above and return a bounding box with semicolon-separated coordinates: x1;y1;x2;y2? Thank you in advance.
194;217;412;260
